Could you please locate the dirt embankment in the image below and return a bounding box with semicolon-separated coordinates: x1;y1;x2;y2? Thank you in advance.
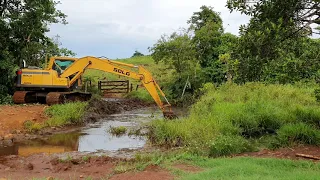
0;105;48;145
0;105;48;137
236;146;320;161
0;155;173;180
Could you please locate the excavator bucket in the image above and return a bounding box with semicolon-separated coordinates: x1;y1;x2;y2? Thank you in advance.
163;111;178;119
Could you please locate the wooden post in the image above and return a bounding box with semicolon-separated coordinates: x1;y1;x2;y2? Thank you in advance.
126;80;129;93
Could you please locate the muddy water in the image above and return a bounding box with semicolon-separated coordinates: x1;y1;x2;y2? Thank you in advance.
0;107;186;157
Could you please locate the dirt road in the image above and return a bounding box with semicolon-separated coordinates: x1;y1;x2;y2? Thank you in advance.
0;105;47;137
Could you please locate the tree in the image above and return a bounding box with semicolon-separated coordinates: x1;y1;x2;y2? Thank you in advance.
188;5;223;32
151;30;196;75
131;50;144;58
189;6;237;83
227;0;320;83
0;0;70;103
227;0;320;35
150;30;204;101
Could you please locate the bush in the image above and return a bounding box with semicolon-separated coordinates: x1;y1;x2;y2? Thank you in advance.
45;102;88;126
0;94;13;104
23;120;45;132
294;106;320;128
209;135;255;157
277;123;320;146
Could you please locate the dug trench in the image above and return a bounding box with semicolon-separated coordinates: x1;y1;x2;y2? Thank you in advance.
0;98;189;179
0;98;152;146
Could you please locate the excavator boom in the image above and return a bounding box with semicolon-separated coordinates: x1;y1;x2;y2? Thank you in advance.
14;56;176;118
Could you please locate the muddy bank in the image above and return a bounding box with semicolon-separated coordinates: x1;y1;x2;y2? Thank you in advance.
0;98;152;147
83;98;151;123
0;106;165;157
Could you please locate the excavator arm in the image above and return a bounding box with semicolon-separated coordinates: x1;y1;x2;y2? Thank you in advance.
58;56;175;118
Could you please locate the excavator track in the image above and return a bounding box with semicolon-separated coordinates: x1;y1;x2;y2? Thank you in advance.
13;91;36;104
46;92;65;105
46;92;92;106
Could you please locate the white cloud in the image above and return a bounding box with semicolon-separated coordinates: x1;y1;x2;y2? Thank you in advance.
48;0;250;58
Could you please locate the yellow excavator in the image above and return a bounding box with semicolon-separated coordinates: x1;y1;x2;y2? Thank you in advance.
13;56;175;118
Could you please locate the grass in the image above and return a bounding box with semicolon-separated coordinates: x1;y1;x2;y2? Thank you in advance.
23;152;320;180
181;156;320;180
121;151;320;180
108;126;127;136
149;82;320;156
45;102;88;127
125;88;154;103
24;120;45;132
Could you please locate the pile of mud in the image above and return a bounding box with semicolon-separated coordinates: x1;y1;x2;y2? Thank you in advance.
83;98;151;123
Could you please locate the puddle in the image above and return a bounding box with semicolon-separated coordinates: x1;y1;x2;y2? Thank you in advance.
0;107;188;157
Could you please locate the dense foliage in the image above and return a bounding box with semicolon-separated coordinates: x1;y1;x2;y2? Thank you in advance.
228;0;320;83
151;3;320;103
0;0;73;103
150;6;239;103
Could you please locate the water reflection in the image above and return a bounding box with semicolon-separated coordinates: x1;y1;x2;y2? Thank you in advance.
0;107;188;156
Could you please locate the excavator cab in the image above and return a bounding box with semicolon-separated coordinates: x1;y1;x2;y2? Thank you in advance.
50;58;76;75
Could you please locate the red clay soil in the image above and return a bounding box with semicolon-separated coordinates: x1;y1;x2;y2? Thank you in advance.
236;146;320;161
0;155;173;180
173;163;203;173
0;105;48;136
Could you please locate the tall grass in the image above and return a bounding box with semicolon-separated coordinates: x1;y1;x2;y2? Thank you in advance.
149;83;320;156
45;102;88;126
125;89;154;103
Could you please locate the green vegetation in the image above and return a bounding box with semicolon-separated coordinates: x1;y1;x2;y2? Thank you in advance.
108;126;127;136
23;120;45;132
125;89;154;103
131;50;145;58
181;157;320;180
149;83;320;156
117;151;320;180
23;102;87;131
45;102;88;126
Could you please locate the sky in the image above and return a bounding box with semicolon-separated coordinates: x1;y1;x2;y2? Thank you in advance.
48;0;250;59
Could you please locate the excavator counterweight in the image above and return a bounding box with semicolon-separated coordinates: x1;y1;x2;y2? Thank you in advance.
13;56;176;119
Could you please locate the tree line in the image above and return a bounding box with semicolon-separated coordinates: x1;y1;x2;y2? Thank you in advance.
1;0;320;104
150;1;320;102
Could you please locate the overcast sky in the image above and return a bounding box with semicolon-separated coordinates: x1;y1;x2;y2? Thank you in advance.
48;0;250;59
